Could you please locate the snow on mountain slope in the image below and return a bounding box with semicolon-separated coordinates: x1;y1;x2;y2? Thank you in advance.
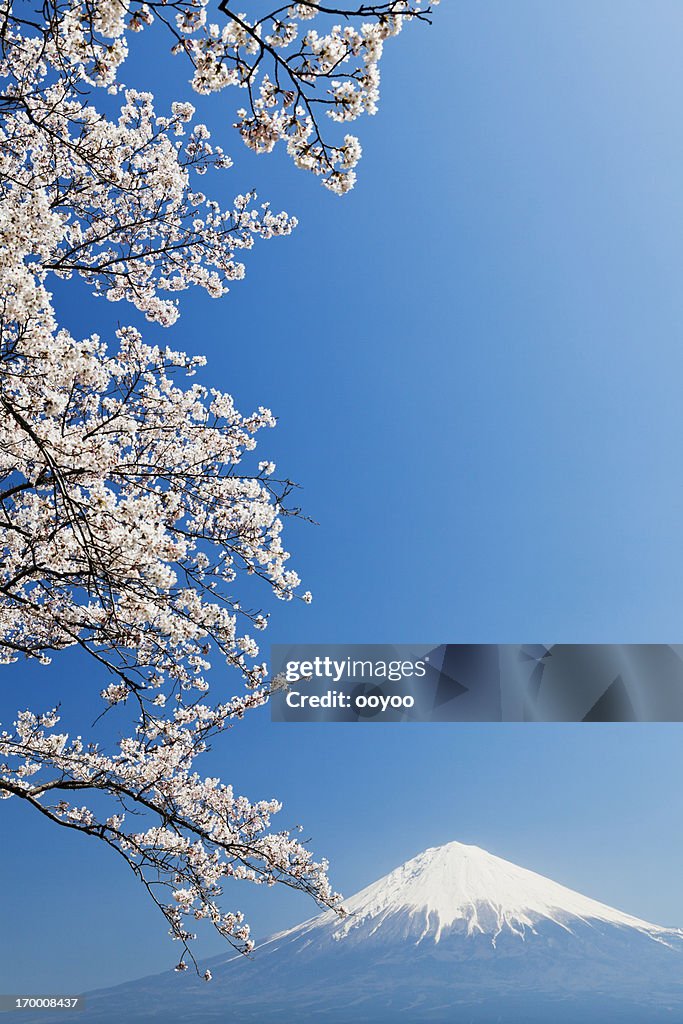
262;839;679;951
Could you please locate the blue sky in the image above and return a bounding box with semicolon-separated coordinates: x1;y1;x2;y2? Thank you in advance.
4;0;683;995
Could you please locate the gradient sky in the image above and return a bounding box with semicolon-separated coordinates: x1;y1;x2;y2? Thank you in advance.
4;0;683;995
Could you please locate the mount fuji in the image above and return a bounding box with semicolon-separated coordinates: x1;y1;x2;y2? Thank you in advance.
52;842;683;1022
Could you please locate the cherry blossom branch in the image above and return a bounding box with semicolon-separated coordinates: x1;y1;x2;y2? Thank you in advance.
0;0;433;975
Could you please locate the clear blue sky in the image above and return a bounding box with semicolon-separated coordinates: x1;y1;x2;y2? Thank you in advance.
4;0;683;994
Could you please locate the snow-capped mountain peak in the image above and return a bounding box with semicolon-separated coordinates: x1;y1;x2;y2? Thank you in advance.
278;840;674;949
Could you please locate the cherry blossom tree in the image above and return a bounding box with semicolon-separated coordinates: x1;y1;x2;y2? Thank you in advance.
0;0;435;974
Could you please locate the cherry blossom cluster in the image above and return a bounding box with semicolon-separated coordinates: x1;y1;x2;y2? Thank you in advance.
0;706;341;970
1;0;436;194
0;316;303;681
0;0;346;968
0;0;433;973
1;37;297;324
0;299;334;963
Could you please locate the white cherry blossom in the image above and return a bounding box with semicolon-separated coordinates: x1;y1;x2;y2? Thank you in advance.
0;0;434;974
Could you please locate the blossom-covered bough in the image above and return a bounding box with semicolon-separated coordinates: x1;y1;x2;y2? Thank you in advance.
0;0;435;975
